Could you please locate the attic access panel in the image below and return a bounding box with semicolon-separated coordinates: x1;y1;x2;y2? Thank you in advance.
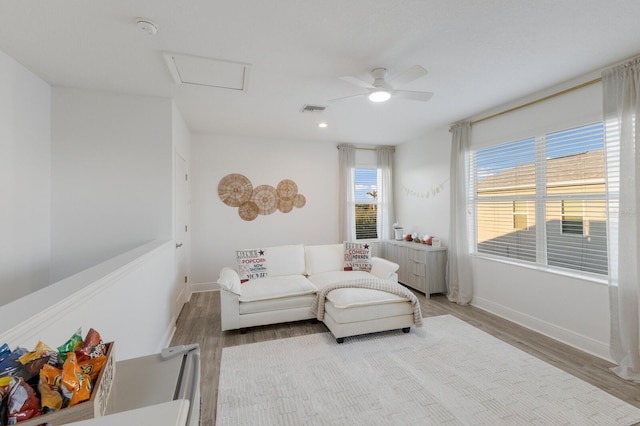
163;52;251;91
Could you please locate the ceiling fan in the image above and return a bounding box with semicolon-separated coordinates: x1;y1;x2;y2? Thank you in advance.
331;65;433;103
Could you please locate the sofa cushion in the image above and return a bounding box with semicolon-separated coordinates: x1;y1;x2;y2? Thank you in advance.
343;242;372;271
370;257;399;280
239;294;316;314
306;270;375;291
236;244;305;282
325;287;409;308
238;275;318;302
304;244;344;275
324;298;413;323
217;267;242;295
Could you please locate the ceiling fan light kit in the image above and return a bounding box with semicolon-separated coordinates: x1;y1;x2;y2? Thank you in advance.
332;65;433;104
368;89;391;102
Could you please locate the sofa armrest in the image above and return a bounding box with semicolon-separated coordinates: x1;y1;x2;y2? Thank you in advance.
370;257;399;280
217;267;242;296
220;288;241;331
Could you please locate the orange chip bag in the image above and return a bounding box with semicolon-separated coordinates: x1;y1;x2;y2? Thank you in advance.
40;364;63;391
78;355;106;381
40;382;63;413
61;352;92;406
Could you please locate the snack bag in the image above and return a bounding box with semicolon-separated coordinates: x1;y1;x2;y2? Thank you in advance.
78;356;107;381
57;328;83;363
0;344;10;364
39;364;63;392
7;377;41;423
61;352;91;406
75;328;105;362
17;341;61;382
39;382;63;414
0;347;28;378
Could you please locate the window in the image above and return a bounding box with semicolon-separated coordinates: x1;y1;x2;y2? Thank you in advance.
354;168;378;239
513;201;530;230
472;122;608;276
561;200;584;235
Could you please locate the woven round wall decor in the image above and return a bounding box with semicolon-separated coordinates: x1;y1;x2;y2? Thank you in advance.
278;197;294;213
238;201;260;221
218;174;253;207
251;185;278;215
293;193;306;208
276;179;298;199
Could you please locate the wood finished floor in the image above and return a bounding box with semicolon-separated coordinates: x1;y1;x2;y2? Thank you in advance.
170;290;640;426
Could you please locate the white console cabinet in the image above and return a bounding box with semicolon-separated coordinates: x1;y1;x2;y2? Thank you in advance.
382;240;447;296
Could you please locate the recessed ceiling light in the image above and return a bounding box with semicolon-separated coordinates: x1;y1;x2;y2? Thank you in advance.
136;18;158;35
318;122;328;128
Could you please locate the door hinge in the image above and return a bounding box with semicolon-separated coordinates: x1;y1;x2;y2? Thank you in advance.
185;225;188;232
184;276;188;283
185;174;188;181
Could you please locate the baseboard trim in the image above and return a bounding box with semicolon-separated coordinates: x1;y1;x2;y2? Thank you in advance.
191;281;218;292
472;296;612;362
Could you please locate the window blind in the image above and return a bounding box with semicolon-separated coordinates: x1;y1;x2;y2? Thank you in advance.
472;122;608;276
354;168;378;240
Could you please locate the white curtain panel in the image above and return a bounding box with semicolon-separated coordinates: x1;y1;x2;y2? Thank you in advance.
448;122;473;304
338;143;356;242
376;146;395;241
603;57;640;381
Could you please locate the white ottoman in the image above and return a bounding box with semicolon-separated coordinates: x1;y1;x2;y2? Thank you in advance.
321;287;416;343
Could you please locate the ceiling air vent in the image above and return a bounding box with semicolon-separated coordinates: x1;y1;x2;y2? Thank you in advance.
300;104;327;113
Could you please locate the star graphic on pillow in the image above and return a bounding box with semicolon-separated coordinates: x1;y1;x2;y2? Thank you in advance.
259;249;265;256
364;244;369;250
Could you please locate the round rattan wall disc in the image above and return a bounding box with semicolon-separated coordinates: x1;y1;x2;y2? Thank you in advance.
251;185;278;215
278;198;294;213
293;193;306;208
238;201;259;221
276;179;298;199
218;174;253;207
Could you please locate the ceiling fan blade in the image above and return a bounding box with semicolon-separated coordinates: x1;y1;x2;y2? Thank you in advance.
339;75;375;89
393;90;434;102
328;93;368;102
389;65;428;88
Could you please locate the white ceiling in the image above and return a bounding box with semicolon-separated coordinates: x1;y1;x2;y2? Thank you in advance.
1;1;639;145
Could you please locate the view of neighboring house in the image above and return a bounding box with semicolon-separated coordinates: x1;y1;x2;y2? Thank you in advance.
475;124;607;275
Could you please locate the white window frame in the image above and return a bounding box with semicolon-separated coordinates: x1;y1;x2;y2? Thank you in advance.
470;122;607;277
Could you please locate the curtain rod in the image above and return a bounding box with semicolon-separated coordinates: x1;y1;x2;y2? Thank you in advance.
336;145;395;151
471;77;602;126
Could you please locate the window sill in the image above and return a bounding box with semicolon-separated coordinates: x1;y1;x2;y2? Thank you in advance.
470;253;609;286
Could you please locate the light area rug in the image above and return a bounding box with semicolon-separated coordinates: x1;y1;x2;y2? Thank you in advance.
216;315;640;425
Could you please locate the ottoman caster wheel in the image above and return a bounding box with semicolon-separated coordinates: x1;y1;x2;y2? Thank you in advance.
336;337;345;344
402;327;410;334
310;318;318;324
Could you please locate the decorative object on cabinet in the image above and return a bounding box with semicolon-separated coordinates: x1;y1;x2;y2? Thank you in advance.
382;240;447;296
218;174;306;221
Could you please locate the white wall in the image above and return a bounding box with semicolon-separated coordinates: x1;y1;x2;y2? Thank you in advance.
51;88;174;282
190;134;339;290
0;240;177;361
394;125;451;245
0;49;51;306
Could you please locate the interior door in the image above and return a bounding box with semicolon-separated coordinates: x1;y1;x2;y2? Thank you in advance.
174;152;189;318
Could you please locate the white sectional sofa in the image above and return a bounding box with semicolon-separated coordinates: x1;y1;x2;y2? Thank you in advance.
217;243;422;342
